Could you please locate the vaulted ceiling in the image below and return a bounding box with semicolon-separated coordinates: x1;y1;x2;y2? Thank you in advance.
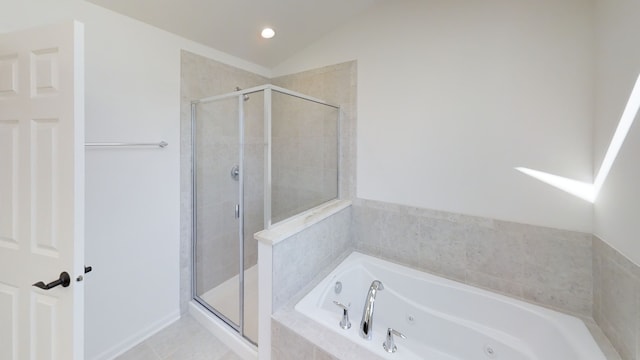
86;0;382;68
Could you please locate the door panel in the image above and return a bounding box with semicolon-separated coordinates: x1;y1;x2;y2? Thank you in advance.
194;96;241;329
0;21;84;360
31;118;61;256
0;119;19;250
0;283;18;359
31;293;59;359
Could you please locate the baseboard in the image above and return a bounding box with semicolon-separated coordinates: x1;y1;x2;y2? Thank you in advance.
89;309;181;360
189;301;258;360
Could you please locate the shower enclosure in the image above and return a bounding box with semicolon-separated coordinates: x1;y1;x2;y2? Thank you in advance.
191;85;340;345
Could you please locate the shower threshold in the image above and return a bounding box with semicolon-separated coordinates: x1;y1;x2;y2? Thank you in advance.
200;265;258;343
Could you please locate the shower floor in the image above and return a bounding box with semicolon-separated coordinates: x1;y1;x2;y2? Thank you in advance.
200;265;258;344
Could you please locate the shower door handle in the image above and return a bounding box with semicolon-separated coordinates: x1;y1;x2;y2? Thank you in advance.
230;165;240;181
235;204;240;219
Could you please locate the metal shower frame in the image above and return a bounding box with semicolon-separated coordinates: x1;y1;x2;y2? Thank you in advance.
190;84;341;344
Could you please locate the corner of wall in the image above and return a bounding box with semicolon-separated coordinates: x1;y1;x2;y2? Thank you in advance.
592;235;640;360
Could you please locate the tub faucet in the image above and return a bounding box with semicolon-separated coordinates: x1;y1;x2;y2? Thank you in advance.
360;280;384;340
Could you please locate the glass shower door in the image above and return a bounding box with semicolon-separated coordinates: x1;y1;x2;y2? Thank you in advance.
193;95;242;331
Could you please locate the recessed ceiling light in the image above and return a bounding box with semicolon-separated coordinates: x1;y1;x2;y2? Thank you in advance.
261;27;275;39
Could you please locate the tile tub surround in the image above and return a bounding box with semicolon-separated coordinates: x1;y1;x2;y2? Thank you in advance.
269;251;384;360
270;204;352;311
256;200;352;360
352;198;594;317
272;313;382;360
264;199;625;359
594;236;640;360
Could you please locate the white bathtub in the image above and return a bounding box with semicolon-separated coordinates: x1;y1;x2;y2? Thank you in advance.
295;252;606;360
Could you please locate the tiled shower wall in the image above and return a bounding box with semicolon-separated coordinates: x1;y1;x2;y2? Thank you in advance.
192;92;265;295
594;236;640;360
180;57;357;313
270;93;339;223
272;61;358;202
267;60;359;312
180;51;268;312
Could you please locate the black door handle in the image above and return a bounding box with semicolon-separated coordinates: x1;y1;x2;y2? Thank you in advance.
33;272;71;290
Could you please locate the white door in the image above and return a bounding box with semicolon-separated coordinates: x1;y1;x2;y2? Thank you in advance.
0;21;85;360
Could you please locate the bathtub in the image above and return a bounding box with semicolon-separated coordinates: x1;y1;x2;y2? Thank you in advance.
295;252;606;360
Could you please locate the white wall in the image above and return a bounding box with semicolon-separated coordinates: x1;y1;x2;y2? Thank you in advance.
273;0;595;232
0;0;269;358
593;0;640;265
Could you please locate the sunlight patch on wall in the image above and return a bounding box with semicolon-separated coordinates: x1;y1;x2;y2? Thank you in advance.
517;73;640;203
515;167;595;202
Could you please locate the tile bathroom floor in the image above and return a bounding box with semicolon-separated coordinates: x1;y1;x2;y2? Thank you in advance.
115;315;243;360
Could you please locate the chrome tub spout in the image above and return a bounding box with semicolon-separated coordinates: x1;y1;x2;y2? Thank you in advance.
360;280;384;340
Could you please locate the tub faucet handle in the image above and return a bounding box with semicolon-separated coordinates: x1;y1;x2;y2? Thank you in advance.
383;328;407;353
333;300;351;330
